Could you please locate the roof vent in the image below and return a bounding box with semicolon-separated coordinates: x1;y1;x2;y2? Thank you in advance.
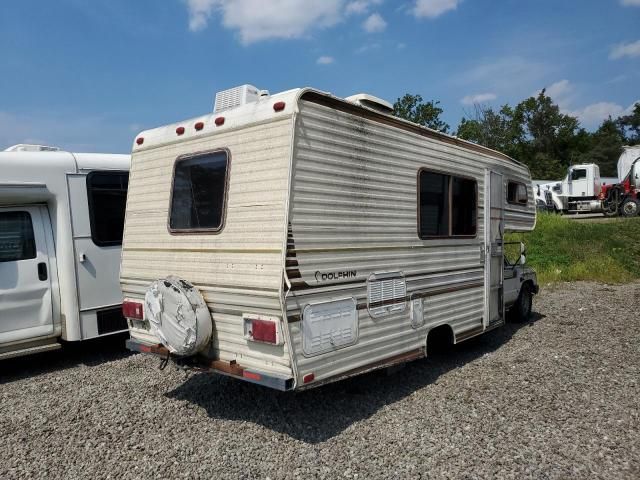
214;84;264;113
345;93;394;115
4;144;60;152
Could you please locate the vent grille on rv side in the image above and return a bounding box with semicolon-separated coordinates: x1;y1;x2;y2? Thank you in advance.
367;272;407;318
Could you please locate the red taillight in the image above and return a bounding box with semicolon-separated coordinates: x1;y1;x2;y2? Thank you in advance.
250;319;277;344
122;300;144;320
273;101;286;112
176;126;185;135
136;137;144;145
215;116;225;126
243;371;262;381
303;373;315;384
194;121;204;131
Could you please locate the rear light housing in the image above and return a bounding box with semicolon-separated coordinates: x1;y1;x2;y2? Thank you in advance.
273;101;286;112
243;314;282;345
122;300;144;320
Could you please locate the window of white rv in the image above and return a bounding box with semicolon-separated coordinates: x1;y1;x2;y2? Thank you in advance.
87;171;129;247
507;181;528;205
418;170;477;238
0;211;36;262
169;150;229;233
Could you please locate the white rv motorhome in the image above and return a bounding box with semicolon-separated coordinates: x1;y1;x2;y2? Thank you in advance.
121;85;538;391
0;145;130;359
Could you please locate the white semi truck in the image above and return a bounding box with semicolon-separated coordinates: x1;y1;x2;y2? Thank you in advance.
534;146;640;217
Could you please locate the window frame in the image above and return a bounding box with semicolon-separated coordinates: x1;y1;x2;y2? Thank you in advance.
507;180;528;206
86;170;129;247
167;148;231;235
0;211;37;263
417;167;478;240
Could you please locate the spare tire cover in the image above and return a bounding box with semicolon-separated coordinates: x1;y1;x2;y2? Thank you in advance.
144;276;212;356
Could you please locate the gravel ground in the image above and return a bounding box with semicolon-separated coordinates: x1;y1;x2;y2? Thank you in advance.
1;281;639;479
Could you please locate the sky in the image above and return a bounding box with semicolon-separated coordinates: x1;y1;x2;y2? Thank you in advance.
0;0;639;153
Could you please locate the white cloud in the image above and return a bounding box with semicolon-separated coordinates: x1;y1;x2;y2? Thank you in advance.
543;79;572;100
316;55;335;65
346;0;383;15
569;101;638;127
184;0;344;43
620;0;640;6
610;39;640;59
460;93;497;106
412;0;460;19
355;42;381;54
362;13;387;32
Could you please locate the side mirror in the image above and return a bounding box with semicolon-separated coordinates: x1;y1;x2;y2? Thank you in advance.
519;242;527;265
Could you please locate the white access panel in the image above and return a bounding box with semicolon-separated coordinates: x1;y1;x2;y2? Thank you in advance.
302;298;358;357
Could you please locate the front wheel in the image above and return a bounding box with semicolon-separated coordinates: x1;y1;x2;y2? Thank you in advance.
621;198;639;217
511;283;533;323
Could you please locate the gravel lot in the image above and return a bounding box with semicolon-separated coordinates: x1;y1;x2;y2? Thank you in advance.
1;281;639;479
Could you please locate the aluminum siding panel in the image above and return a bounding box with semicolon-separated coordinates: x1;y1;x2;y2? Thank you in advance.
121;119;293;376
287;101;534;384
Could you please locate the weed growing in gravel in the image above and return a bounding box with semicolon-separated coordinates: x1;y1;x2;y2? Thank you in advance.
506;213;640;284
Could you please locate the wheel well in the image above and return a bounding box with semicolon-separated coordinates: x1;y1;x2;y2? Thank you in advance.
426;324;454;356
521;279;536;295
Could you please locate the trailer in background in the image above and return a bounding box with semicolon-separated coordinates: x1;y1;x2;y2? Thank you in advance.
0;145;130;359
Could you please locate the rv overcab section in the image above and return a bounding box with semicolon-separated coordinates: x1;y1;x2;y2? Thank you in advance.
121;84;538;391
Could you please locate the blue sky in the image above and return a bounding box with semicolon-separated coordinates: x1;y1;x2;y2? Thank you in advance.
1;0;639;153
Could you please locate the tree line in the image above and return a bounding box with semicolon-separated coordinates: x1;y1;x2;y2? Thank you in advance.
393;92;640;179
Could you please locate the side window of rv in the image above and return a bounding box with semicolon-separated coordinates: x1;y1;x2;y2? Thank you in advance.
169;150;229;232
418;170;477;238
507;181;528;205
0;211;36;262
87;171;129;246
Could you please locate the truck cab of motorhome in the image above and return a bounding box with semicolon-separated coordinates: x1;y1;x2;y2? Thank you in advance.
121;85;538;391
0;144;130;359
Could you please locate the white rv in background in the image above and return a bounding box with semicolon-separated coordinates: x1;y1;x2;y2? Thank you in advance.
0;145;130;359
121;85;538;391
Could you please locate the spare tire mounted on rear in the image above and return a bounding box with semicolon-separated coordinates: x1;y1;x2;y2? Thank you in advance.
144;275;212;356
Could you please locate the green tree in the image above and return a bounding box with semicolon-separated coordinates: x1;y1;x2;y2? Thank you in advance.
456;104;523;158
579;118;625;177
393;94;449;133
617;102;640;145
513;90;582;178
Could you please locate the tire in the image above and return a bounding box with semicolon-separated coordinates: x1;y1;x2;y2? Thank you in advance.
512;283;533;323
603;205;618;218
621;198;639;217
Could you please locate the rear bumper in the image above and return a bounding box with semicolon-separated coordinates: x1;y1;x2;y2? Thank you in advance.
126;339;294;391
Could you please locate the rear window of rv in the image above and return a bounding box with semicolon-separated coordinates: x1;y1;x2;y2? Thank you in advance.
418;170;477;238
507;181;528;205
169;150;229;233
0;211;36;262
87;171;129;246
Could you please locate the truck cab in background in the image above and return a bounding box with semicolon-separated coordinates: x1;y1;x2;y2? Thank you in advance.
555;164;603;214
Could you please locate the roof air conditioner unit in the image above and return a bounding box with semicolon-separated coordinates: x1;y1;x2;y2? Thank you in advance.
214;84;268;113
4;144;60;152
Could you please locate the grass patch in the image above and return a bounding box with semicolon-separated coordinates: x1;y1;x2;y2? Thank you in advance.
506;213;640;284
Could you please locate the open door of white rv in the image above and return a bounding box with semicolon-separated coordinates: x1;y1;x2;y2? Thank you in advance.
484;171;505;329
0;205;55;343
